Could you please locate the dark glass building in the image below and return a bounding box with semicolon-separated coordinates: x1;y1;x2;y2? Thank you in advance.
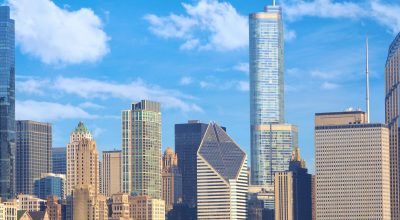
34;173;65;200
0;6;15;199
52;147;66;174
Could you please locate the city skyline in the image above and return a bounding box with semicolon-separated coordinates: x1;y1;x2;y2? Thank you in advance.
7;0;400;176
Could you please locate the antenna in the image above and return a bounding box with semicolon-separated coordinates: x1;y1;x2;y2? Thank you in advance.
273;0;276;6
366;35;370;123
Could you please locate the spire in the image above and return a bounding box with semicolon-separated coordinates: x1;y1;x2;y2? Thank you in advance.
366;35;370;123
292;146;301;162
74;121;90;135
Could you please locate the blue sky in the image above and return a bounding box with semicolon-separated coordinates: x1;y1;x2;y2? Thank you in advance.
7;0;400;173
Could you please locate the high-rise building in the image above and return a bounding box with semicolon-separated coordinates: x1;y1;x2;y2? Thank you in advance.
122;100;162;199
249;2;298;186
102;150;121;197
16;120;52;195
72;185;108;220
196;123;248;220
34;173;65;200
52;147;66;175
385;32;400;219
66;122;99;195
175;120;208;209
274;147;312;220
315;111;391;219
161;148;182;212
0;6;15;199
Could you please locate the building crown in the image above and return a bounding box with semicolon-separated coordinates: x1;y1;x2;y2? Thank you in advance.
74;121;91;135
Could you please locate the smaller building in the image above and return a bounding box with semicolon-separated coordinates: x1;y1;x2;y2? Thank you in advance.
34;173;65;200
102;150;121;197
52;148;66;175
161;148;182;212
17;195;46;212
129;196;165;220
45;196;61;220
0;199;18;220
72;185;108;220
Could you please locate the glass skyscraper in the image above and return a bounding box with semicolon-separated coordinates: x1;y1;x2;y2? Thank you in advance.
52;147;66;174
385;32;400;220
250;3;297;186
122;100;162;199
0;6;15;199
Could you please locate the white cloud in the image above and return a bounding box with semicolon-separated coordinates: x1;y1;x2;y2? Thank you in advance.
180;76;193;85
321;82;339;90
92;127;105;138
310;70;339;80
144;0;248;51
199;77;248;92
17;78;50;95
237;81;249;91
8;0;109;65
370;0;400;33
285;28;297;41
79;102;104;110
234;62;249;74
16;100;96;121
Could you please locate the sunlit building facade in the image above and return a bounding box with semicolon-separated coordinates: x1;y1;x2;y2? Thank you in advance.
0;6;15;199
385;32;400;220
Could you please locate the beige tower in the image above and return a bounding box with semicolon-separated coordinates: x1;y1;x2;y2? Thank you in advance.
274;172;293;220
161;148;182;212
66;122;99;195
102;150;121;197
315;111;391;219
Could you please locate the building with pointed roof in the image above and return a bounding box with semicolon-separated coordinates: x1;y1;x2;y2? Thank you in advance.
196;123;248;219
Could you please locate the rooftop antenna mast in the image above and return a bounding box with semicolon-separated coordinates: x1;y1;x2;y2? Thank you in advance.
366;35;370;123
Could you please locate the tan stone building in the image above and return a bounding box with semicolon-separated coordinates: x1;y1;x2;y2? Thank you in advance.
66;122;99;195
161;148;182;212
102;150;121;197
0;199;18;220
17;194;45;212
72;185;108;220
315;111;391;219
274;172;293;220
45;196;61;220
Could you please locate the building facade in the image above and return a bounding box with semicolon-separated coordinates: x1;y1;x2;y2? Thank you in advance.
17;194;46;212
45;196;61;220
197;123;248;219
34;173;65;200
72;185;108;220
122;100;162;199
102;150;121;197
315;111;391;219
249;3;298;186
161;148;182;212
52;148;66;175
16;121;52;195
129;196;165;220
385;32;400;219
274;172;293;220
66;122;99;195
0;6;15;199
0;199;17;220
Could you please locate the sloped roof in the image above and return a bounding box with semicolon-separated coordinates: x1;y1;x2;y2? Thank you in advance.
198;123;246;180
74;121;90;135
28;211;46;220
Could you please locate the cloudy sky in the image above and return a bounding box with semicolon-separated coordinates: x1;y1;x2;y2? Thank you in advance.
7;0;400;172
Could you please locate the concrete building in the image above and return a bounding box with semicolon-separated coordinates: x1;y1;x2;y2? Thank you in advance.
274;172;293;220
385;32;400;219
51;148;66;175
161;148;182;212
16;121;52;195
34;173;65;200
0;6;16;199
66;122;99;195
122;100;162;199
197;123;248;219
109;193;130;220
45;196;61;220
17;195;45;212
102;150;121;197
129;196;165;220
0;199;18;220
315;111;391;219
72;185;108;220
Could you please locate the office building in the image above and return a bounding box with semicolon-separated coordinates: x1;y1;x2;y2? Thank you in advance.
315;111;391;219
17;194;46;212
66;122;99;195
0;6;15;199
16;121;52;195
385;32;400;219
175;120;220;209
161;148;182;212
102;150;121;197
72;185;108;220
110;193;130;219
34;173;65;200
45;196;61;220
197;123;248;219
122;100;162;199
249;2;298;186
52;148;66;175
129;196;165;220
0;199;17;220
274;147;311;220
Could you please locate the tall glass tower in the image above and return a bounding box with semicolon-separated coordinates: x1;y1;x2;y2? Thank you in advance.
385;32;400;220
0;6;15;199
250;3;297;186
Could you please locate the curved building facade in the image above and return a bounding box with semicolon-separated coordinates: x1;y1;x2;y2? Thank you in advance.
385;32;400;220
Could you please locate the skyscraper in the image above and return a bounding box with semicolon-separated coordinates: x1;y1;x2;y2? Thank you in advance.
0;6;15;199
16;120;52;195
250;2;298;186
175;120;213;209
196;123;248;220
315;111;391;219
122;100;162;199
385;32;400;219
52;147;66;175
162;148;182;212
66;122;99;195
102;150;121;197
34;173;65;200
